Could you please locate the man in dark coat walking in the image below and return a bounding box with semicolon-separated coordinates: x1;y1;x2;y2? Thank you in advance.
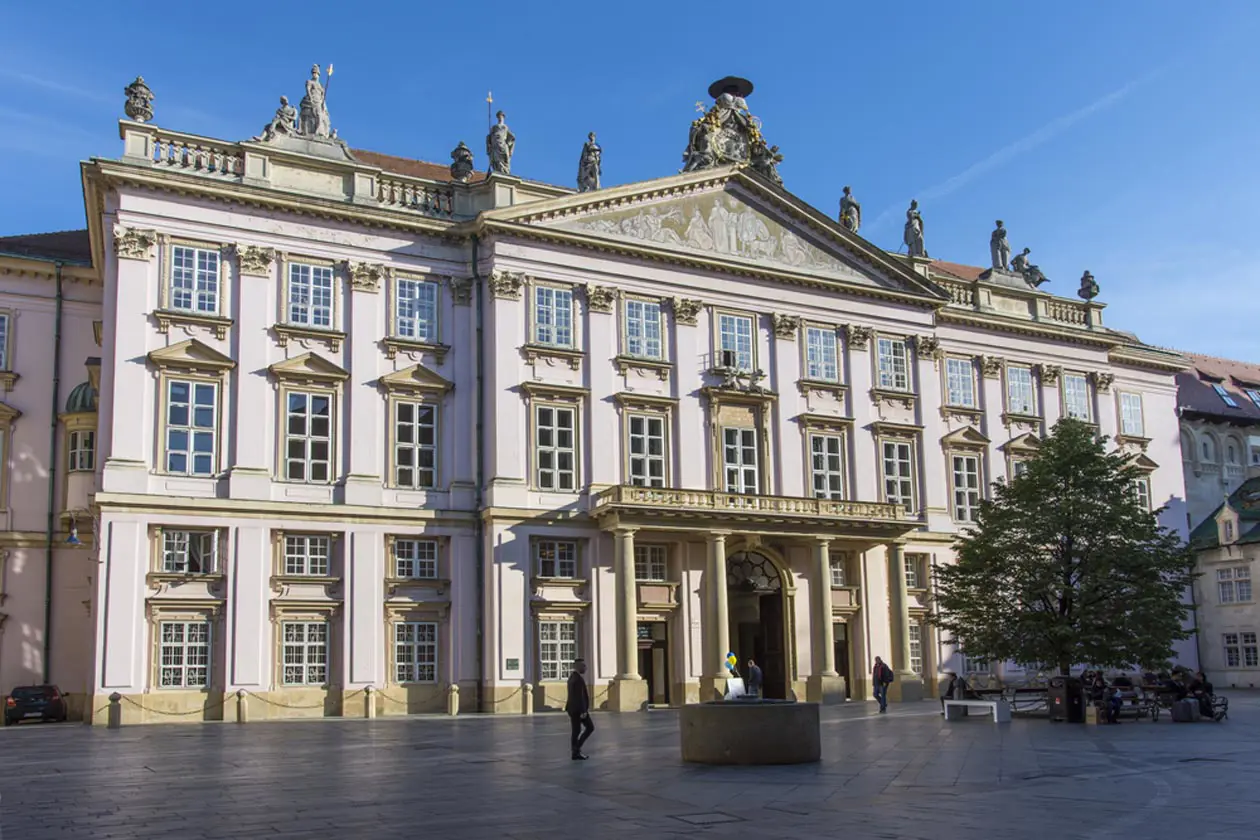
565;658;594;760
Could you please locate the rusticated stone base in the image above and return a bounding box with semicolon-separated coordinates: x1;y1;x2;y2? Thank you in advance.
680;700;821;765
607;677;648;712
806;674;847;704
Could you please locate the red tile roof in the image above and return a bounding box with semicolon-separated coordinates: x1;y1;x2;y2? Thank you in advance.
1176;351;1260;423
928;259;985;281
350;149;486;184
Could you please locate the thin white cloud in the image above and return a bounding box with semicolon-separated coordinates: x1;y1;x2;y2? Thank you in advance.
0;67;113;106
866;72;1159;236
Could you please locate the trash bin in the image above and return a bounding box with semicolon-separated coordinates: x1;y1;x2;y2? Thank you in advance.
1047;676;1084;723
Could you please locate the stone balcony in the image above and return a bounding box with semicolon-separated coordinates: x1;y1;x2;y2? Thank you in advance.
590;485;912;540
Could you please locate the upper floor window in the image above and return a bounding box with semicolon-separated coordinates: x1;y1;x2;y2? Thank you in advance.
805;327;839;382
945;357;976;408
68;429;95;472
718;313;754;371
1218;567;1252;604
904;554;924;589
723;427;758;494
163;530;218;574
164;379;217;476
1202;436;1217;463
1227;441;1241;465
535;404;576;491
0;312;11;370
1012;459;1029;479
170;245;220;314
394;401;436;489
881;439;915;513
828;552;848;587
395;277;438;342
1062;373;1092;421
533;286;573;347
394;538;437;579
284;534;331;576
287;263;334;328
809;433;845;500
1119;392;1144;437
876;338;909;391
1131;477;1152;511
1006;366;1036;415
1246;389;1260;410
951;454;982;522
536;540;577;579
635;545;668;581
624;299;663;359
1224;520;1235;543
1213;383;1239;408
627;413;666;488
284;392;332;483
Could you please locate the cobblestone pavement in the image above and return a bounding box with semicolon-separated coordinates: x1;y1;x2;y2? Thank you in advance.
2;695;1259;840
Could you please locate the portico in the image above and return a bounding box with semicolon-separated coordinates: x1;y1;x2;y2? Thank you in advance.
591;485;920;710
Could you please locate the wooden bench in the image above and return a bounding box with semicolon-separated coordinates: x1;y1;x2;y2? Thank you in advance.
944;698;1011;723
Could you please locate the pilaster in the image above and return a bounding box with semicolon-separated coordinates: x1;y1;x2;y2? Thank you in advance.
886;541;924;702
344;270;384;505
346;529;385;686
697;531;731;701
228;249;276;500
228;525;270;688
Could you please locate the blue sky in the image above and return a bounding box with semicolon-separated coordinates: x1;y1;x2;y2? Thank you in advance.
2;2;1257;360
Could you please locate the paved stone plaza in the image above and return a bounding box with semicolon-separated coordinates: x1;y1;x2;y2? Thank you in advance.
3;696;1259;840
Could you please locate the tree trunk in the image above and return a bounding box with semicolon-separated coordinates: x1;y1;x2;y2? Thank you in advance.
1058;660;1071;677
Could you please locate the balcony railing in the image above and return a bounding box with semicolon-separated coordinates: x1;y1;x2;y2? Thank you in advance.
591;485;905;522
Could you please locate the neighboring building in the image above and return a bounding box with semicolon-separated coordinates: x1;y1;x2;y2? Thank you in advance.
4;69;1191;723
0;230;102;716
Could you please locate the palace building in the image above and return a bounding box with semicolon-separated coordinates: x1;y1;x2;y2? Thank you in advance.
0;71;1191;723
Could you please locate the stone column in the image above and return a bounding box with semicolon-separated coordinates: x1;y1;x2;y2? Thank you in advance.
807;538;846;704
886;541;924;702
699;532;730;701
608;528;647;712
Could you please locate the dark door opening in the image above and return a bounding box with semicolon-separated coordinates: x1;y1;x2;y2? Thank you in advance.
636;621;669;706
759;593;786;699
834;622;851;699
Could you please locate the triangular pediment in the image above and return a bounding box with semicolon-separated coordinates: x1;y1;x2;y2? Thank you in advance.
1001;432;1042;454
941;426;990;449
147;339;236;374
379;363;453;395
486;169;945;303
1127;452;1159;472
268;352;349;384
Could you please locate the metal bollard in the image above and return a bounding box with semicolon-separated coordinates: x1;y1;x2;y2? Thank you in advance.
522;683;534;716
236;689;248;723
107;692;122;729
447;684;459;717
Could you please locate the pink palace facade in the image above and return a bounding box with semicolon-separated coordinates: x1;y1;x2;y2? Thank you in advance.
0;70;1192;723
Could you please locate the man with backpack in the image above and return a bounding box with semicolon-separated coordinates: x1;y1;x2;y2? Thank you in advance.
873;656;894;713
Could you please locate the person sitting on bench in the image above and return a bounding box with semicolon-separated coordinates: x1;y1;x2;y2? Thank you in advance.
1186;671;1214;718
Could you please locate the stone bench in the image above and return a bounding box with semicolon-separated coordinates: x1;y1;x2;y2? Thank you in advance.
944;698;1011;723
680;699;820;765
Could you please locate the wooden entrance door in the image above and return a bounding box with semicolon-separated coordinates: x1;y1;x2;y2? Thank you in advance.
759;593;786;699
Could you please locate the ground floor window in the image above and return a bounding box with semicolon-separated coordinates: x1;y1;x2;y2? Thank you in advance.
394;622;437;683
539;619;577;681
908;623;924;676
1224;632;1259;668
158;620;210;688
282;621;328;686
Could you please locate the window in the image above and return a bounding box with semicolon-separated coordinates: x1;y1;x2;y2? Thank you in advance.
1223;632;1258;668
394;622;437;683
809;433;845;500
158;621;210;688
1246;389;1260;410
718;313;754;371
287;262;334;328
539;620;577;681
162;530;217;574
805;326;839;382
1202;437;1217;463
962;654;990;674
951;454;982;522
627;414;666;488
394;539;437;579
534;286;573;347
904;555;921;589
1217;566;1251;603
395;277;438;342
1120;392;1144;437
828;552;848;587
1131;477;1152;511
1006;366;1036;415
1012;459;1029;479
285;391;332;482
635;545;667;581
170;245;220;314
881;440;914;512
0;313;9;369
535;405;576;491
908;623;923;676
1213;383;1239;408
281;622;328;685
876;337;909;391
625;299;663;359
164;380;217;476
723;427;758;494
68;429;95;471
1225;521;1236;543
1062;373;1091;421
945;357;975;407
394;401;436;489
284;534;330;576
536;540;577;579
1227;442;1241;465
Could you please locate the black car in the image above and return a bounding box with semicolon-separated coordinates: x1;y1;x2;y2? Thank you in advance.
4;685;68;725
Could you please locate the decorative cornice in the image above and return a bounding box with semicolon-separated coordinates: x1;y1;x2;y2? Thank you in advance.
870;388;917;410
981;356;1004;379
381;337;450;363
153;309;233;340
488;270;525;300
233;244;276;275
844;324;873;350
796;379;847;399
585;284;618;313
522;344;584;371
273;324;346;353
773;313;801;339
348;262;385;294
113;225;157;261
614;355;672;381
670;297;704;326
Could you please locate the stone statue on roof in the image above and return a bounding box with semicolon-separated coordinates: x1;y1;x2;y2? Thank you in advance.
839;186;861;233
124;76;154;123
257;96;297;142
681;77;784;181
577;132;601;192
450;141;475;182
487;111;515;175
1078;271;1099;300
750;143;783;186
298;64;331;139
990;220;1010;271
1012;248;1049;287
904;200;927;257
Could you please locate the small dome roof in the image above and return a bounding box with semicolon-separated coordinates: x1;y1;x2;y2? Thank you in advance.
65;381;97;413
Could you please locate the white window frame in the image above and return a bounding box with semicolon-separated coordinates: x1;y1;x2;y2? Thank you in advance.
68;429;95;472
881;439;915;513
394;621;438;684
394;538;438;580
164;379;218;477
876;337;910;391
169;245;221;315
634;544;668;582
393;400;437;489
539;619;577;681
717;313;755;372
951;453;982;523
536;540;578;579
1213;383;1239;408
284;534;331;577
908;623;923;676
1246;632;1260;668
1062;372;1092;421
1012;459;1030;479
158;620;211;689
284;390;333;483
809;432;846;500
162;530;218;574
535;404;577;491
533;285;574;348
1006;365;1037;415
0;312;10;370
627;412;666;488
1245;389;1260;410
624;298;664;360
722;426;759;495
394;276;439;343
281;621;328;686
1131;477;1152;511
1119;392;1145;437
286;262;335;328
805;326;839;383
904;555;921;589
828;552;848;587
944;357;976;408
1218;566;1252;604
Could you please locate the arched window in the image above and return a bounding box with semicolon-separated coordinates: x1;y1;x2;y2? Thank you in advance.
1202;435;1217;463
1227;439;1241;465
1181;431;1194;461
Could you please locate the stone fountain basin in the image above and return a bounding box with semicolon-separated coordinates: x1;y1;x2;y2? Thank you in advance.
679;699;821;765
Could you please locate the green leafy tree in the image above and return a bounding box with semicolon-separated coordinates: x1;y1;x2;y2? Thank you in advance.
932;418;1195;676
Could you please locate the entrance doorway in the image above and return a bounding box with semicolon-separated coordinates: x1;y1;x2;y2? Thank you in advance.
726;551;787;700
637;621;670;706
834;622;851;699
